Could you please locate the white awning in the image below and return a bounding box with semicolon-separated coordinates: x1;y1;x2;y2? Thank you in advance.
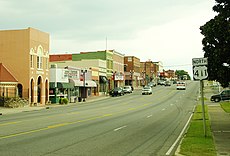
69;79;97;87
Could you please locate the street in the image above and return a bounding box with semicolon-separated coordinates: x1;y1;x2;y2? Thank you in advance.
0;81;199;156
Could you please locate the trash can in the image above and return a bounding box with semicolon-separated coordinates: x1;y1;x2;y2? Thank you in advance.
78;97;82;102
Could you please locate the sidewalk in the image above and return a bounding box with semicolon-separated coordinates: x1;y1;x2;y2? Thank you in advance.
0;95;110;115
205;85;230;156
208;104;230;156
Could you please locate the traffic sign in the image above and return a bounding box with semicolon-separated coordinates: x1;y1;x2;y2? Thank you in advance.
192;58;208;66
193;66;208;80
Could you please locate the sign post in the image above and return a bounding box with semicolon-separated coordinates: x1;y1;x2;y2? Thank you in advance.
192;58;208;137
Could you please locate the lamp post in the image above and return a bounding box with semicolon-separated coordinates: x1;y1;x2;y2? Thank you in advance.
130;70;134;88
81;69;87;102
142;70;145;87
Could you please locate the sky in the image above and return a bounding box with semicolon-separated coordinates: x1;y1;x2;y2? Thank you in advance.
0;0;217;76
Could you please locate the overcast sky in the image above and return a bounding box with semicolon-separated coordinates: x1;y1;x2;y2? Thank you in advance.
0;0;216;76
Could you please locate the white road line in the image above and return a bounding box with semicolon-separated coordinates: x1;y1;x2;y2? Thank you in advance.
162;108;166;111
114;125;127;132
165;105;195;155
170;104;174;106
147;115;152;118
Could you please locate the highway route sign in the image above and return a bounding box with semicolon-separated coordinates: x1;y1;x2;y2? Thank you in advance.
192;58;208;66
193;66;208;80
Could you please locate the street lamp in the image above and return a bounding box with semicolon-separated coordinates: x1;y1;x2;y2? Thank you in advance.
130;70;134;88
81;69;87;102
142;70;145;87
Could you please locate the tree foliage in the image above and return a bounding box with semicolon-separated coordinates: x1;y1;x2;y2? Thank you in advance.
175;70;191;80
200;0;230;87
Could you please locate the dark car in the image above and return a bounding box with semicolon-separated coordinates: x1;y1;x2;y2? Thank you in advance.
109;87;125;96
211;90;230;102
148;82;156;87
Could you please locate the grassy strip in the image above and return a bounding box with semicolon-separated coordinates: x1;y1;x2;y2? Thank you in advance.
178;105;216;156
220;101;230;113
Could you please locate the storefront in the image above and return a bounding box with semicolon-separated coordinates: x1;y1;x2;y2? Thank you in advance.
49;82;74;103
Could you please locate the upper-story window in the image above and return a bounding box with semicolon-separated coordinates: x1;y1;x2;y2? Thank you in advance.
30;55;33;68
37;46;43;69
46;58;48;70
30;48;35;68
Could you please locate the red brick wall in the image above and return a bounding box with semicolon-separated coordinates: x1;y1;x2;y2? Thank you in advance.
49;54;72;62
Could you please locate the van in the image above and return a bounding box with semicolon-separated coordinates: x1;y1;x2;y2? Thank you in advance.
176;81;186;90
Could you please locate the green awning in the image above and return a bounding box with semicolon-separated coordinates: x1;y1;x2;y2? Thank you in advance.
49;82;74;89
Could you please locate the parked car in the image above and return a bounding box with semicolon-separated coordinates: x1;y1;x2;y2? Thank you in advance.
148;82;156;87
142;86;152;95
211;90;230;102
165;81;171;86
109;87;125;96
176;81;186;90
123;86;133;93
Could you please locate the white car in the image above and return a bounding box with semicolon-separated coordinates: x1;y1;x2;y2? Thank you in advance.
176;81;186;90
123;86;133;93
142;86;152;95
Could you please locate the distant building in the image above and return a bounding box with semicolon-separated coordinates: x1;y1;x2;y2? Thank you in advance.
124;56;141;88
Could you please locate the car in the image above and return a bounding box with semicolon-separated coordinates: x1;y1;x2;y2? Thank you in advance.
210;90;230;102
142;86;152;95
158;80;166;85
165;81;171;86
109;87;124;96
148;82;156;87
176;81;186;90
123;86;133;93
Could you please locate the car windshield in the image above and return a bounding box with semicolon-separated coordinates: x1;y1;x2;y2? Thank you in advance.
143;86;150;89
114;88;121;91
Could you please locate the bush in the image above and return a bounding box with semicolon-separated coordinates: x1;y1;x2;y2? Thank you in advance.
59;98;68;104
3;97;28;108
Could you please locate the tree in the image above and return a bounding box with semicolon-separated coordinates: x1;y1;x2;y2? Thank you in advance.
175;70;191;80
200;0;230;88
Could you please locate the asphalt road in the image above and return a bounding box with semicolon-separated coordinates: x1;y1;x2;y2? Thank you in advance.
0;81;199;156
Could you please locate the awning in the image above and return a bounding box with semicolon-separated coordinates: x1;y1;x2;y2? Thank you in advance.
69;79;97;87
49;82;74;89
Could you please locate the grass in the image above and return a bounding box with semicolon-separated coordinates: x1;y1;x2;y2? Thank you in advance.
178;105;216;156
220;101;230;113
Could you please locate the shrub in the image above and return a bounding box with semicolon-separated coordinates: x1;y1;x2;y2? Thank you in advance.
3;97;28;108
59;98;68;104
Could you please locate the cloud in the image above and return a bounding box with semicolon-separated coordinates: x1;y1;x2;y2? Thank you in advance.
0;0;216;76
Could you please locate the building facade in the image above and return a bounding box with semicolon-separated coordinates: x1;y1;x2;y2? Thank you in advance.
124;56;141;88
112;51;125;88
0;27;50;105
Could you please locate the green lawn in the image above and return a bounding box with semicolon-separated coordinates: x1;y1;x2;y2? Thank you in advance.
220;101;230;113
178;105;216;156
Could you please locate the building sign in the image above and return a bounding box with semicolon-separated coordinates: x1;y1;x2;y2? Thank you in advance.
114;73;124;80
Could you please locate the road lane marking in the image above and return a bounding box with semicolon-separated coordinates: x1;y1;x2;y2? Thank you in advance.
170;104;174;106
147;115;152;118
161;108;166;111
47;123;70;129
103;114;113;117
114;125;127;132
166;106;195;155
0;121;21;126
0;90;178;140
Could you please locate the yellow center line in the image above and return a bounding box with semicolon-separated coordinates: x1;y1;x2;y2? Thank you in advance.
0;121;22;126
0;90;177;140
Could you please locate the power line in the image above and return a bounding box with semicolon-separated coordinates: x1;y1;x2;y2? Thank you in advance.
164;64;192;68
